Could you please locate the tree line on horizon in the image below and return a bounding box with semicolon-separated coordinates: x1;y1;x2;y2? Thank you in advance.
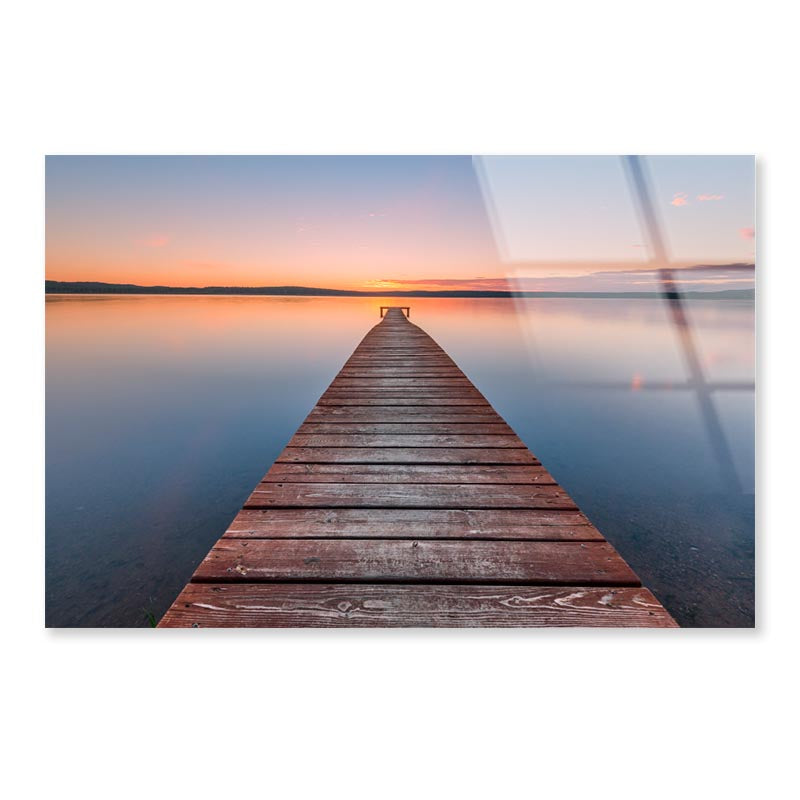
44;279;754;300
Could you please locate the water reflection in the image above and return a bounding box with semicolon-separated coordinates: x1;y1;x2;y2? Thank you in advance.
622;154;752;495
46;294;754;627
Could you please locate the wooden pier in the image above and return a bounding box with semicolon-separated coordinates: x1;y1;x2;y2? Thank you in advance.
160;307;677;627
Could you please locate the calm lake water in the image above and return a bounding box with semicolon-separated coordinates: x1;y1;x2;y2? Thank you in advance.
45;295;755;627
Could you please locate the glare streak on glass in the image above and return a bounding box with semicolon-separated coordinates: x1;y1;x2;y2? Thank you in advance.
623;155;746;494
473;155;754;496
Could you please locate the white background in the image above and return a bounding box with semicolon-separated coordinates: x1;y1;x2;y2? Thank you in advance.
2;2;795;798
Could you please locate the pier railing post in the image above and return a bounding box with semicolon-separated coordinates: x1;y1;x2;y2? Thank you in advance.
379;306;410;318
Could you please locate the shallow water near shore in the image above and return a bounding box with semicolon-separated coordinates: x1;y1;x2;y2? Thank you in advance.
46;294;754;627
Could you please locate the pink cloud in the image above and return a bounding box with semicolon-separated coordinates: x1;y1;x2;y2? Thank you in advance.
143;234;170;247
374;263;754;294
629;277;753;286
739;227;755;240
697;193;724;201
670;192;689;207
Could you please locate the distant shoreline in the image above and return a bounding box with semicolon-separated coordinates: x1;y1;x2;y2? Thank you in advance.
45;280;755;301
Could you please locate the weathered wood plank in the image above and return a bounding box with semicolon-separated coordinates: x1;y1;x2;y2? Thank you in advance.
224;508;600;540
343;361;457;368
316;397;491;406
331;378;475;387
245;482;575;509
305;408;504;422
262;464;555;484
322;388;486;399
288;433;525;448
339;363;463;369
339;366;466;378
355;345;441;351
338;370;467;378
277;447;540;464
192;539;639;585
297;423;514;435
159;584;677;627
347;349;451;355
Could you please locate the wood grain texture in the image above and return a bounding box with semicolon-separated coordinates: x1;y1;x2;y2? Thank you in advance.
245;482;576;509
316;396;491;406
288;433;525;448
262;463;555;484
297;422;515;434
343;361;457;369
277;447;540;464
159;584;678;627
339;367;463;374
160;306;677;628
193;539;640;585
305;408;504;423
321;388;486;399
331;381;476;390
224;508;602;540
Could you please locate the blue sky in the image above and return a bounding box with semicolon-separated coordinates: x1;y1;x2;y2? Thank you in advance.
46;155;754;291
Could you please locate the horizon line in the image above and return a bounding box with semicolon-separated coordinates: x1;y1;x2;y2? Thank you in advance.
45;279;755;300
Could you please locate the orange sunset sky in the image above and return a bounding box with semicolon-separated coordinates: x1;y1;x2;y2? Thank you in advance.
46;155;755;293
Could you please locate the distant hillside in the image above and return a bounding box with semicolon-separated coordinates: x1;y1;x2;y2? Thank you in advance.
45;280;755;301
46;280;358;296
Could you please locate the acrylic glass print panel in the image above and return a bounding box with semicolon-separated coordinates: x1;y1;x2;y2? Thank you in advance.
45;155;754;628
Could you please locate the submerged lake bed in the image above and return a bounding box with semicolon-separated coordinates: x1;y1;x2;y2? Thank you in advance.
46;294;754;627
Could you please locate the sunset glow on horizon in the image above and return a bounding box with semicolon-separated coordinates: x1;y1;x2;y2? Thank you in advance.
46;155;755;293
